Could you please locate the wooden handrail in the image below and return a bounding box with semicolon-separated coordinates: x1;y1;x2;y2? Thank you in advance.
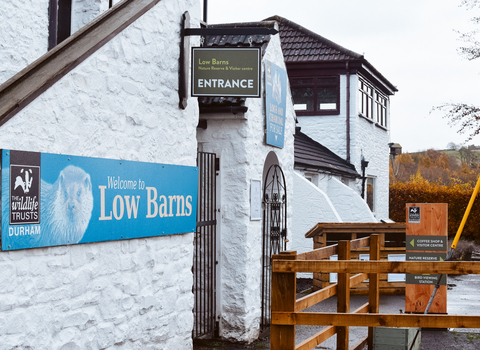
305;222;406;238
297;236;369;260
295;326;336;350
273;260;480;274
297;244;337;261
272;234;480;350
294;304;369;350
0;0;162;124
272;312;480;329
295;273;368;312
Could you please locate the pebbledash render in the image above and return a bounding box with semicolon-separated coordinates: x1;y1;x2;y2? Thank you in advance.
0;0;200;349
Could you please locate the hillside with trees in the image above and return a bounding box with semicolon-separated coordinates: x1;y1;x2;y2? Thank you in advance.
389;145;480;243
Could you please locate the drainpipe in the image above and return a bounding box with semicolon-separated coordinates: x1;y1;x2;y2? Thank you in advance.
346;62;351;163
203;0;208;23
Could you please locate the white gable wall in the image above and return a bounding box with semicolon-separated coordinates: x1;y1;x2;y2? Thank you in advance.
0;1;200;349
1;0;50;85
196;31;295;343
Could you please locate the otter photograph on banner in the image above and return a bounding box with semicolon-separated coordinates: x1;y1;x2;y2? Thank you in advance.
1;150;198;251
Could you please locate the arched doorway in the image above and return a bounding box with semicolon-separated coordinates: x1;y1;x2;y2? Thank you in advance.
260;152;287;330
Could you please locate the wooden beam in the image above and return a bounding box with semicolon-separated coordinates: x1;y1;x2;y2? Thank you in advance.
297;244;337;261
368;234;380;350
295;273;367;312
272;312;480;329
295;326;336;350
350;336;368;350
350;237;370;250
305;223;406;238
271;251;297;350
337;241;350;350
0;0;162;124
297;237;369;261
352;302;369;314
273;260;480;274
296;284;337;312
350;273;368;287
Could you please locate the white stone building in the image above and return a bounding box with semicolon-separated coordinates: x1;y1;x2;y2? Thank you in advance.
0;3;398;348
0;1;297;347
0;1;201;349
267;16;398;257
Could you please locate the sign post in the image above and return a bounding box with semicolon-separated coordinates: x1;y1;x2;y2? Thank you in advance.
405;203;448;314
191;47;261;97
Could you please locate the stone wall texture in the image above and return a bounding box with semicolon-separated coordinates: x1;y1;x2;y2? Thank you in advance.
1;0;49;85
196;30;295;343
291;172;340;277
0;0;200;349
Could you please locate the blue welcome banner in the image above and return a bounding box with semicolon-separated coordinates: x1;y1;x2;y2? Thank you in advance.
1;150;198;250
265;60;287;148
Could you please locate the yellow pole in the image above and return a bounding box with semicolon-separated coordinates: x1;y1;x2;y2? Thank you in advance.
451;175;480;250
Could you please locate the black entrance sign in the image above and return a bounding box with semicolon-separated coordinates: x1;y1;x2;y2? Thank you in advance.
191;47;261;97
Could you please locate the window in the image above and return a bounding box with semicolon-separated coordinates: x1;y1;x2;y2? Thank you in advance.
376;92;387;127
359;80;373;119
291;76;339;115
359;78;389;128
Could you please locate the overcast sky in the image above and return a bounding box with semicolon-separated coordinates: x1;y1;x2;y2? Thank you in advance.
204;0;480;153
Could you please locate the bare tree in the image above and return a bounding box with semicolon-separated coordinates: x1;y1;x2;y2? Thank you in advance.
434;1;480;140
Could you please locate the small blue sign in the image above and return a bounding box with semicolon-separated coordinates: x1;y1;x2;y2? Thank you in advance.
1;150;198;250
265;60;287;148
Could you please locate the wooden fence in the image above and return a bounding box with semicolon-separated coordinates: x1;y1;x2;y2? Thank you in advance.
305;223;406;294
271;234;480;350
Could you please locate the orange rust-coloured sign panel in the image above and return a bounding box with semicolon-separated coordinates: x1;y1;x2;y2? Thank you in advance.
405;203;448;314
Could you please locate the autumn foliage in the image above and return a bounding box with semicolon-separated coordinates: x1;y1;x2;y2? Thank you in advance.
389;148;480;243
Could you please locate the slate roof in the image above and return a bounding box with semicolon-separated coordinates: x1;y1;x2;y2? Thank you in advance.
265;15;397;93
199;21;275;108
294;127;361;179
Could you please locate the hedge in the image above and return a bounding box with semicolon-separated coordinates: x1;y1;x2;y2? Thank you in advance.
389;177;480;243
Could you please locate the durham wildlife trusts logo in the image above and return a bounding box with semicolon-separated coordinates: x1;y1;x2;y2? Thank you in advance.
408;206;421;223
10;162;40;225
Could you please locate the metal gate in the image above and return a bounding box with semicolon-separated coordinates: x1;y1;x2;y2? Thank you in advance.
193;152;218;339
261;164;287;330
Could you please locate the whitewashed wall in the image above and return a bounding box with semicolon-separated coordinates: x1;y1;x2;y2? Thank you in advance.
350;119;390;220
326;177;377;222
296;73;391;220
1;0;50;85
291;172;376;272
0;0;200;349
291;172;340;278
72;0;123;33
196;29;295;343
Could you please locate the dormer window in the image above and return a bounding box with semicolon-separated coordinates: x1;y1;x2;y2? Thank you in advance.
291;76;340;116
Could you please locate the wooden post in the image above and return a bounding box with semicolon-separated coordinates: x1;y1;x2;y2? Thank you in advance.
405;203;448;314
337;240;350;350
368;234;380;350
271;251;297;350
